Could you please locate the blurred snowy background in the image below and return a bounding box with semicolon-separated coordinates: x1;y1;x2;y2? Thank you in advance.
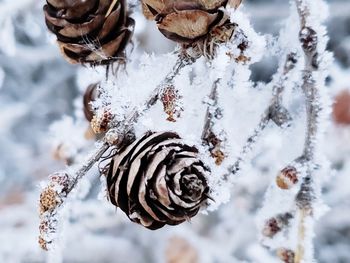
0;0;350;262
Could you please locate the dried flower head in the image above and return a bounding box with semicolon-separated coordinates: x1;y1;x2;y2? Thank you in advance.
39;187;61;214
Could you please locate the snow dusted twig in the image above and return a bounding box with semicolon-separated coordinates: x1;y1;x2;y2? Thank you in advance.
293;0;326;261
201;78;227;165
38;55;195;250
225;53;296;180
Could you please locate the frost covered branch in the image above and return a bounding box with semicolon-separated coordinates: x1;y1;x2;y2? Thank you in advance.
294;0;326;262
201;78;227;165
38;55;195;250
225;53;296;180
258;1;330;262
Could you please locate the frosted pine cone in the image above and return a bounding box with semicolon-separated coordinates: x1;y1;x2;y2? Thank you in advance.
142;0;241;45
105;131;210;229
44;0;134;65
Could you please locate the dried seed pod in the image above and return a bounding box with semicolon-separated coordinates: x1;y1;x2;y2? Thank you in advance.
276;166;299;190
44;0;135;65
105;131;210;229
39;188;60;214
142;0;241;45
83;83;100;122
39;172;70;215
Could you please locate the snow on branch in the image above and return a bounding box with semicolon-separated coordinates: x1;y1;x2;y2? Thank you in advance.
257;0;332;262
293;0;330;261
224;52;297;181
36;1;333;261
38;55;195;250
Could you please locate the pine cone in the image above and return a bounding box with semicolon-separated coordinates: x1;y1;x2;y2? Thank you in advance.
44;0;135;65
83;83;99;122
142;0;241;44
105;131;210;229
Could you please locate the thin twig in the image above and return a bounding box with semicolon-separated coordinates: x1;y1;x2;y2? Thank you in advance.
67;143;110;193
202;78;227;165
201;79;221;142
294;0;325;262
224;53;296;180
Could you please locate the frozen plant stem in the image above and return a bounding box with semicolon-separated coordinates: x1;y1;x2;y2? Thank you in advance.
294;0;324;262
202;78;227;165
67;143;110;193
225;53;296;179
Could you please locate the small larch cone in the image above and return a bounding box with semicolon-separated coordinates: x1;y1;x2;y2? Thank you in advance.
44;0;135;65
142;0;242;45
105;131;210;229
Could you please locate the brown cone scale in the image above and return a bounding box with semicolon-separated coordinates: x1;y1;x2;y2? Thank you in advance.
105;131;210;229
44;0;134;65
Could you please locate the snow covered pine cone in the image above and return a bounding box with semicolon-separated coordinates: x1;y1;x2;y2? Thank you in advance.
142;0;242;53
105;131;210;229
44;0;134;65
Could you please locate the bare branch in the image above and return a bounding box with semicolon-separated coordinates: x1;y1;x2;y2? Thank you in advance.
202;79;227;165
225;53;297;180
293;0;326;262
